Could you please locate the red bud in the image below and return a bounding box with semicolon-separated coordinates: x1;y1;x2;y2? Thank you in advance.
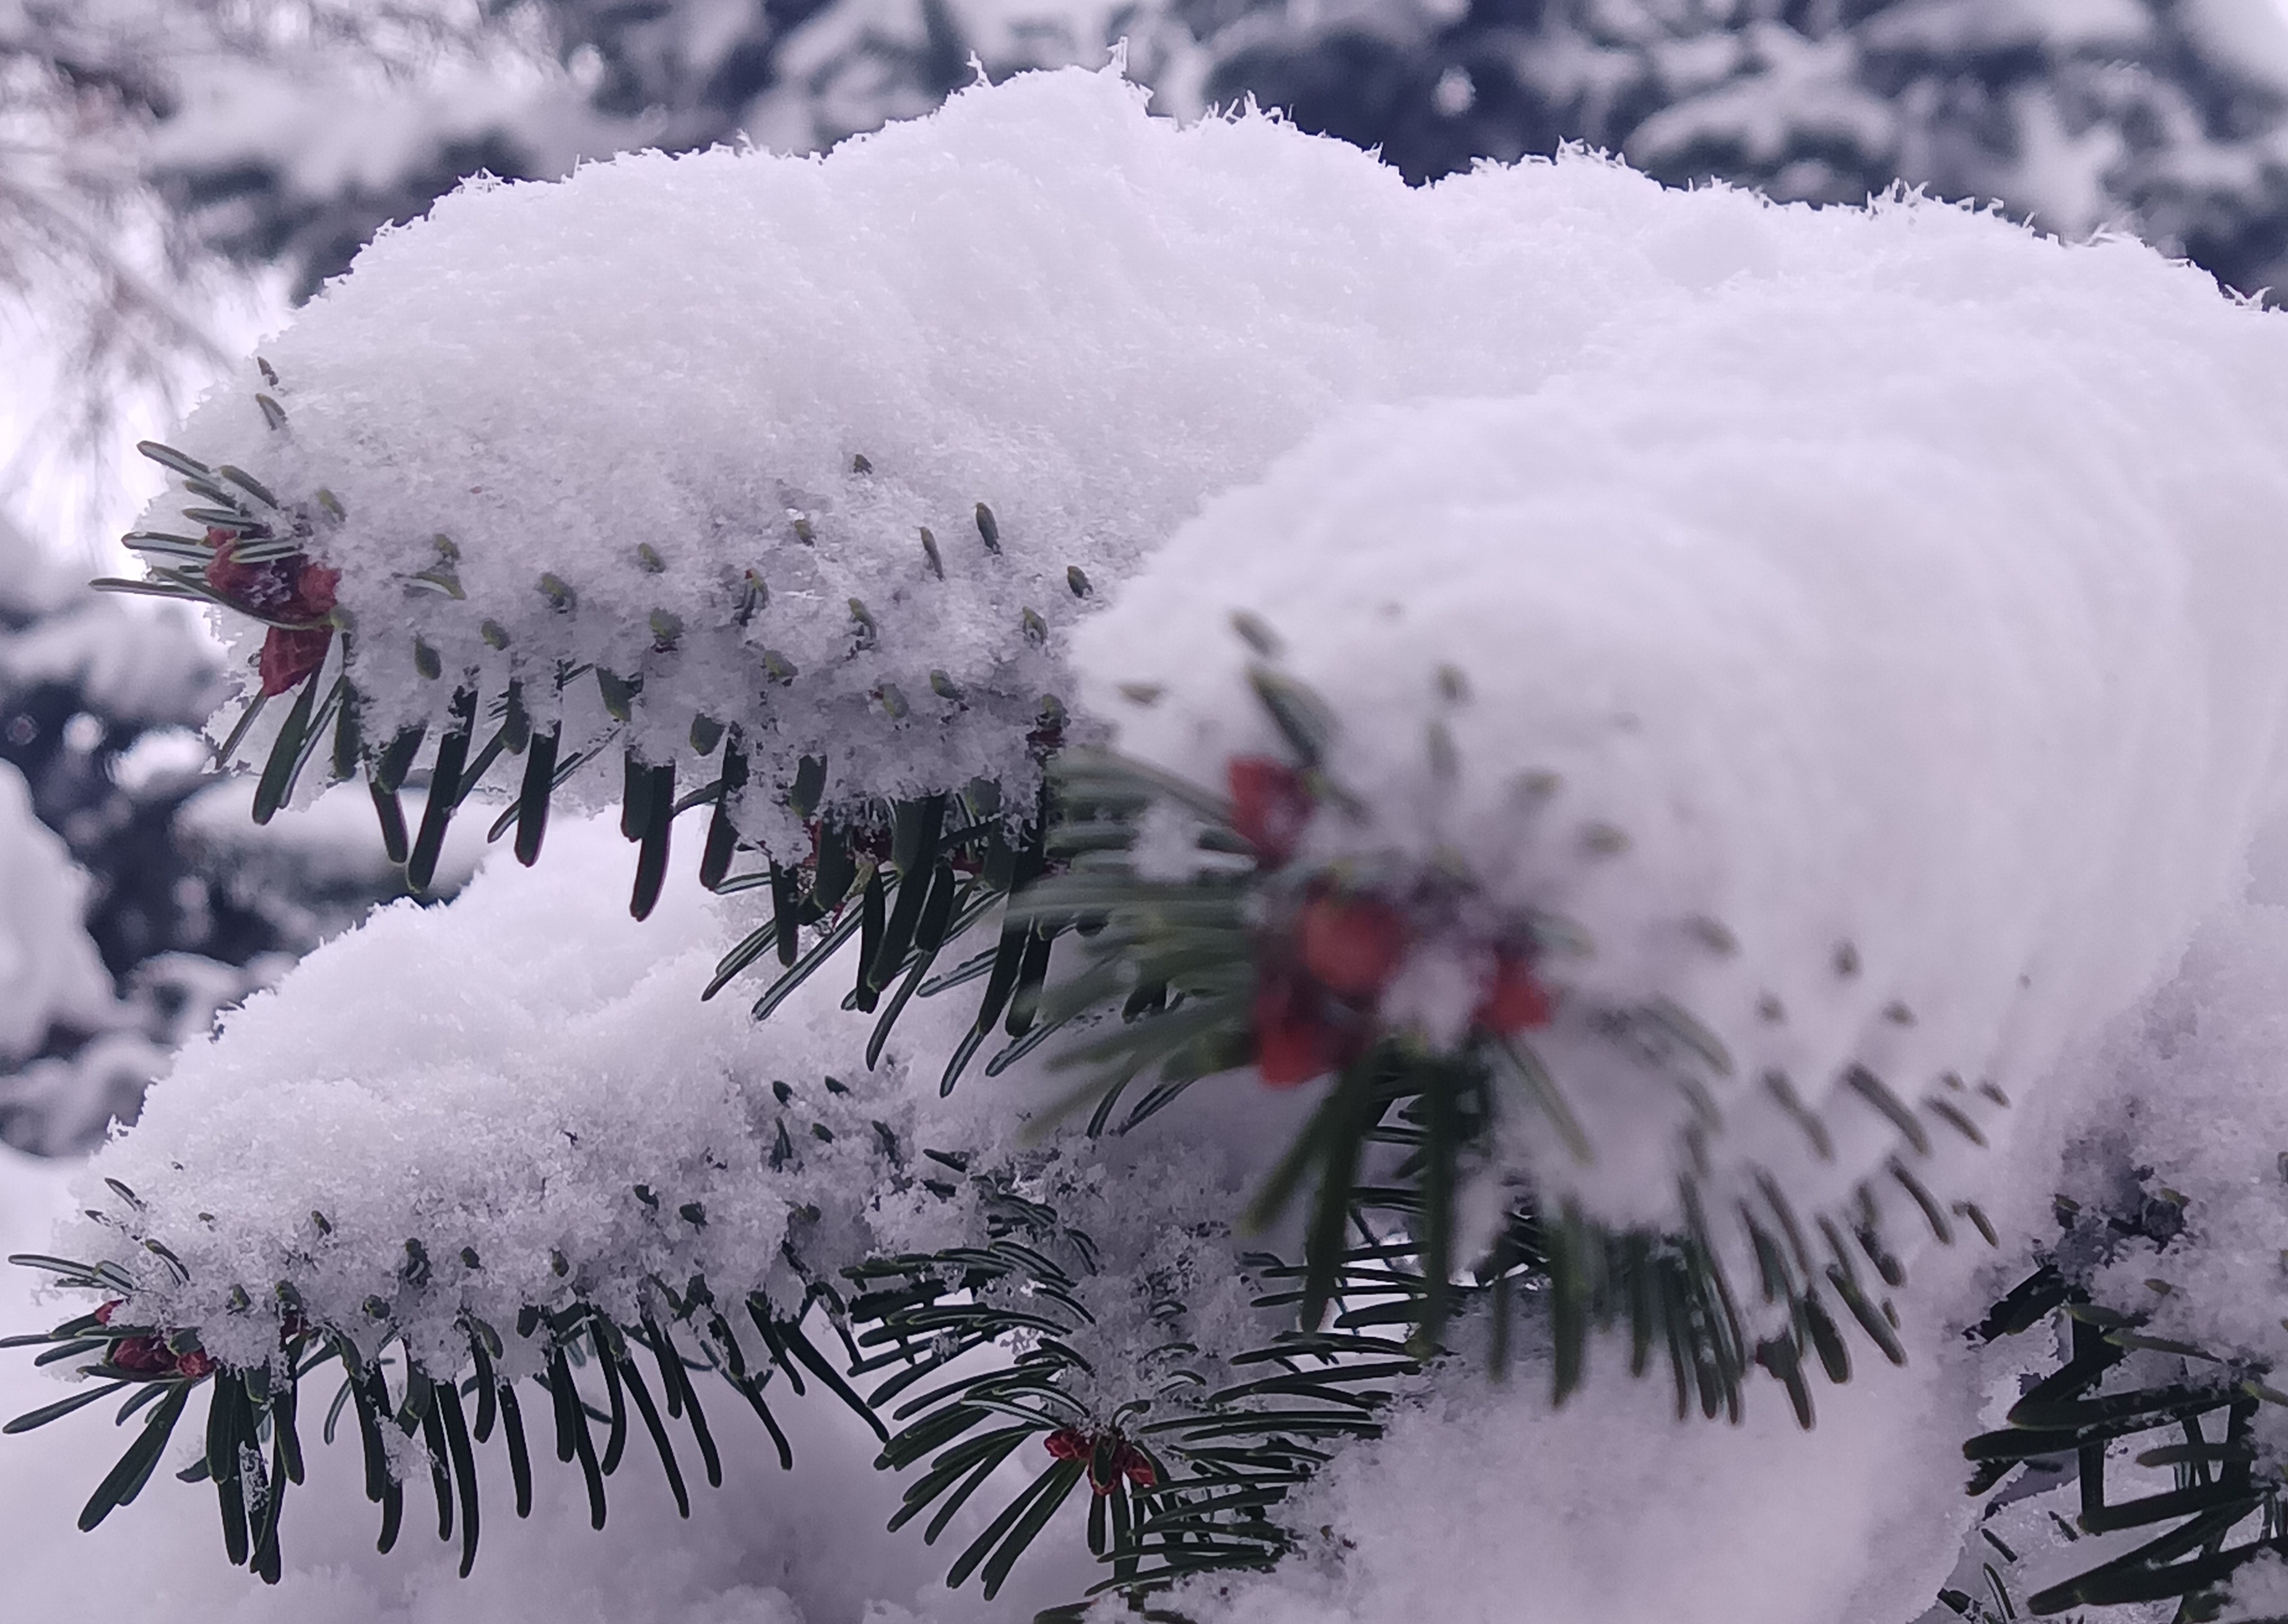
1299;895;1408;999
285;559;339;622
106;1336;175;1375
258;624;334;696
1044;1427;1090;1462
1252;975;1337;1087
1228;756;1312;869
1476;951;1554;1034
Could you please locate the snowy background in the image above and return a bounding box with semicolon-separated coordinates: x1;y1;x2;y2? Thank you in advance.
17;4;2288;1623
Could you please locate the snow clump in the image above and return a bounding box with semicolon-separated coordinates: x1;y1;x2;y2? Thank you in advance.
1078;190;2288;1281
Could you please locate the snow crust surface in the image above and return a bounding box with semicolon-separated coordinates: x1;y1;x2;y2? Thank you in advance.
1078;183;2288;1255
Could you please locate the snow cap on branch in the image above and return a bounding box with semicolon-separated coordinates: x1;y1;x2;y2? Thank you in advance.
1078;204;2288;1242
147;65;1806;840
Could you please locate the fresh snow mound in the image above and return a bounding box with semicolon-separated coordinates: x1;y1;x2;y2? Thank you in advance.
72;813;940;1372
66;812;1307;1395
1077;210;2288;1241
151;65;1849;836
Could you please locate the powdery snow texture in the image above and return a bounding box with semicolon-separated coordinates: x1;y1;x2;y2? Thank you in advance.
1080;186;2288;1253
155;66;1788;841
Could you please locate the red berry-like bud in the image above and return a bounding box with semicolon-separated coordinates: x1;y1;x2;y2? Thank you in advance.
1044;1427;1090;1462
174;1349;216;1380
204;536;263;603
1117;1444;1156;1490
258;624;334;696
1252;975;1337;1088
285;559;339;623
1299;895;1408;999
1228;756;1312;870
106;1336;176;1375
93;1300;121;1325
1476;950;1554;1035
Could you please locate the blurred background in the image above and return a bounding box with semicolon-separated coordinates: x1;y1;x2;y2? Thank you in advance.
6;0;2288;1158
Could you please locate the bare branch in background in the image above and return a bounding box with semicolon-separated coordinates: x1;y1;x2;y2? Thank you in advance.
0;1;519;536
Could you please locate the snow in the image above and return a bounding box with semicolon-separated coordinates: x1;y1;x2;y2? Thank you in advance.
61;805;1313;1398
3;803;2011;1624
2188;0;2288;94
176;775;490;939
74;810;916;1372
1198;1306;1989;1624
2033;891;2288;1404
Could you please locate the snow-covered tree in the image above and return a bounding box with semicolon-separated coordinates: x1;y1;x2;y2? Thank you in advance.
10;69;2288;1624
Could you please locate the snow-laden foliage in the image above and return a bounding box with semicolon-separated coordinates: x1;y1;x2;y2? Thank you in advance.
1209;0;2288;301
148;67;2288;1253
71;813;1289;1388
154;67;1707;844
0;513;463;1155
28;64;2288;1624
1078;200;2288;1253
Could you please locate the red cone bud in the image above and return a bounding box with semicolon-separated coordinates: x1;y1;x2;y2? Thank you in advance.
1476;950;1554;1034
204;535;266;603
258;624;334;696
1252;975;1337;1087
1228;756;1312;869
1299;895;1408;999
1117;1444;1156;1490
107;1336;175;1375
284;559;339;623
204;537;340;696
1044;1427;1090;1462
93;1300;121;1325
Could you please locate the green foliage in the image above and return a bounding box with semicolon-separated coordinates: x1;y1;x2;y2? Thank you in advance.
849;1167;1410;1600
1962;1225;2288;1619
1;1245;884;1584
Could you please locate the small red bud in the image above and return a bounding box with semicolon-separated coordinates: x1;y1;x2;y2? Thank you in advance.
93;1300;121;1325
258;624;334;696
285;559;339;622
106;1336;175;1376
1476;950;1554;1035
174;1349;217;1381
1228;756;1312;869
1117;1444;1156;1490
204;536;262;601
1299;896;1408;999
1252;975;1337;1088
1044;1427;1090;1462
